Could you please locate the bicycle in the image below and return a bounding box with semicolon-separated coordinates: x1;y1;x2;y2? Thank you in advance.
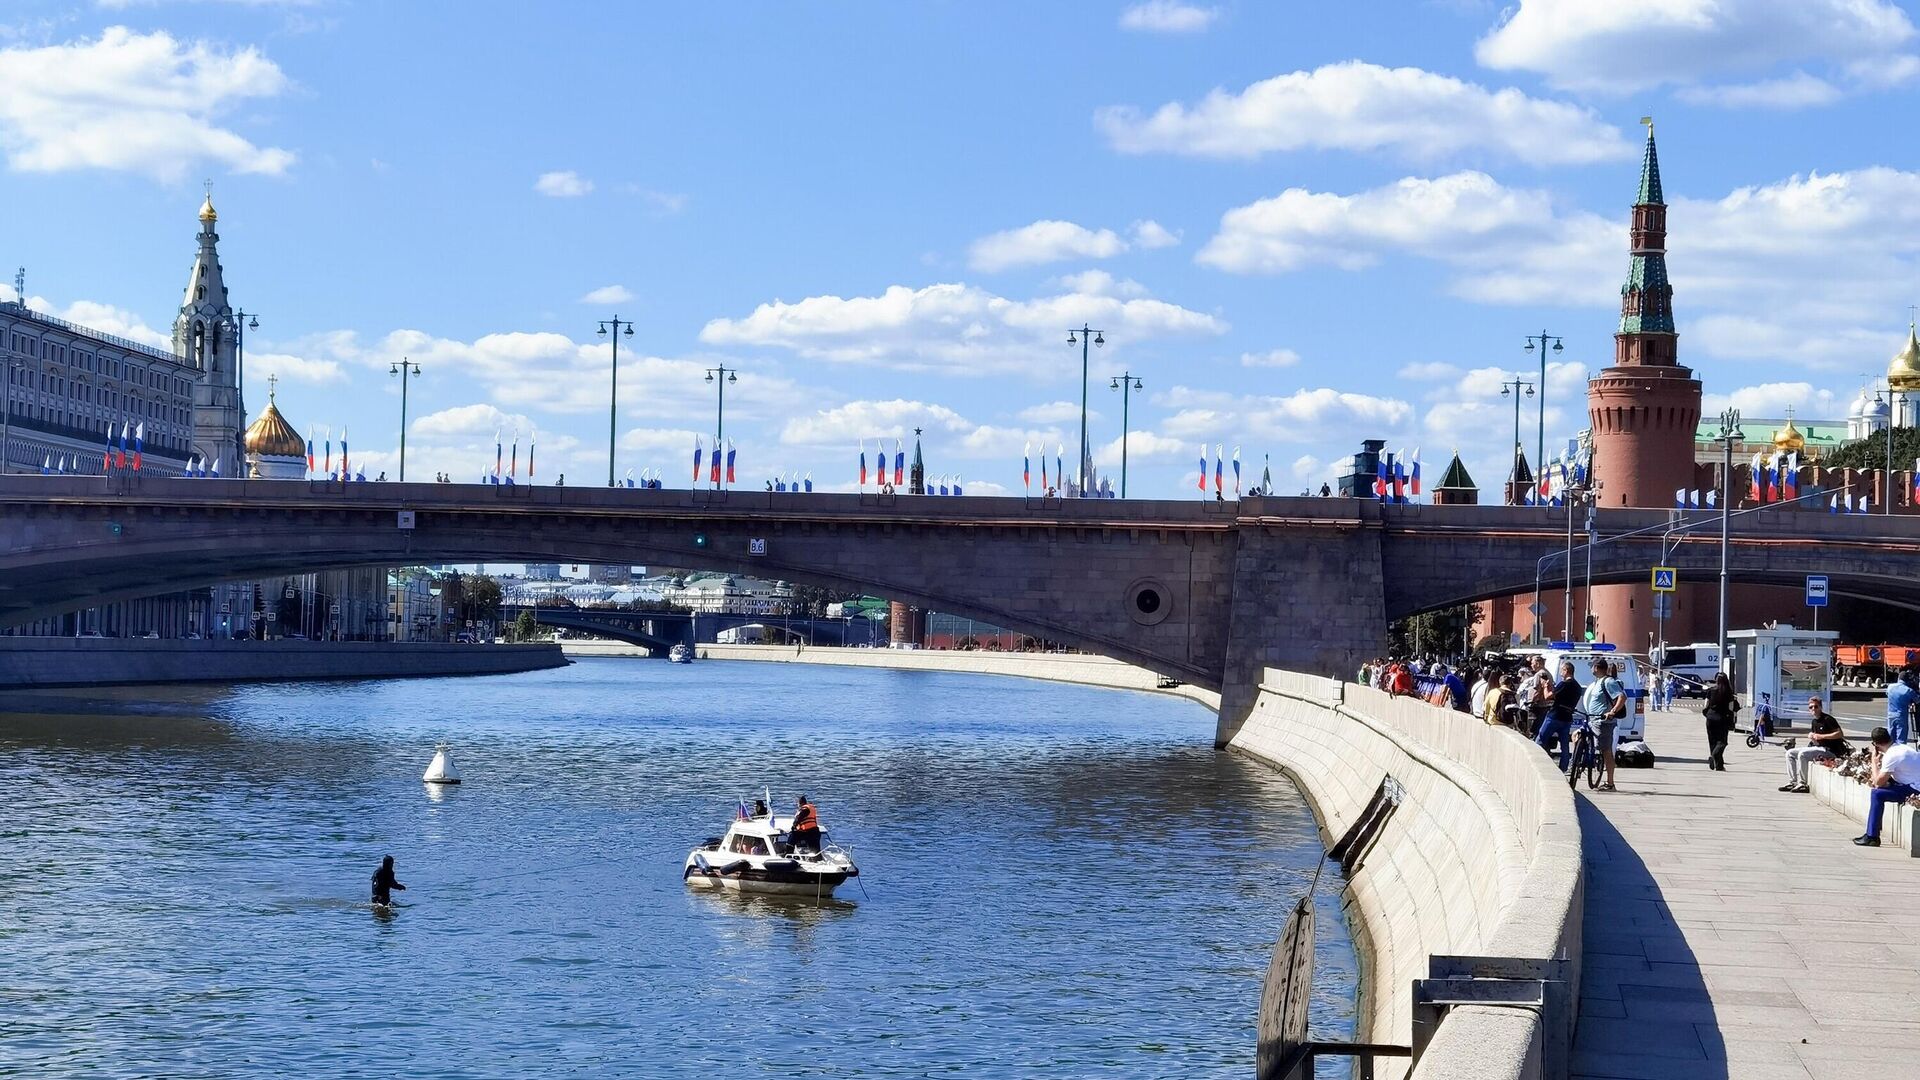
1567;716;1602;790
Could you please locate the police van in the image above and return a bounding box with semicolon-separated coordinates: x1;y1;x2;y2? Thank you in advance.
1509;642;1648;743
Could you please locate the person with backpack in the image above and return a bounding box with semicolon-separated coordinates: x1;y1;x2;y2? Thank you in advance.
1578;658;1628;790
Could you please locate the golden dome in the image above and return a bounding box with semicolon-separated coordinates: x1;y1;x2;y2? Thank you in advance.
1890;322;1920;393
1772;418;1805;452
244;390;304;459
198;194;217;223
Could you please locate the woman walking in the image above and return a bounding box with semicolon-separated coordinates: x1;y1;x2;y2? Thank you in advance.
1703;672;1741;771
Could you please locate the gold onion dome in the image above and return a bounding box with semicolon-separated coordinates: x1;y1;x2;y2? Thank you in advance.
1889;322;1920;393
244;391;304;458
198;194;217;222
1772;418;1805;453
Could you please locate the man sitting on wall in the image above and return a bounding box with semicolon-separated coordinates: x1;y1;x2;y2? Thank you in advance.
1853;727;1920;847
1781;697;1848;793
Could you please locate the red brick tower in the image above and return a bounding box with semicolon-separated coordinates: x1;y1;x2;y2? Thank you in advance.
1588;122;1702;649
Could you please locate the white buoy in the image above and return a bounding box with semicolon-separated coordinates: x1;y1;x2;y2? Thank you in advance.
422;744;462;785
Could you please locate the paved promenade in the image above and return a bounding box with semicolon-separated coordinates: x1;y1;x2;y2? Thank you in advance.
1575;709;1920;1080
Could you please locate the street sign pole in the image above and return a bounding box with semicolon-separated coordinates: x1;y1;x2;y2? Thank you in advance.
1805;574;1829;634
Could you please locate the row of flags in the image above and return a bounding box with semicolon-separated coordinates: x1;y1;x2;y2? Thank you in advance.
1018;442;1119;497
694;437;737;486
300;426;350;480
482;430;533;486
1372;447;1422;503
1749;450;1800;503
860;439;905;488
1201;444;1242;496
100;421;146;471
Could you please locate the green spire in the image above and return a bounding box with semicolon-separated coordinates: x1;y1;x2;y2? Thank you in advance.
1437;451;1475;491
1636;127;1663;206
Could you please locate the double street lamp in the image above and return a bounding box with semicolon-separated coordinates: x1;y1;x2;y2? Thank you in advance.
1522;331;1563;488
597;316;635;487
1067;325;1104;492
1108;372;1144;498
1500;376;1536;503
389;357;421;481
705;364;737;489
1710;408;1745;669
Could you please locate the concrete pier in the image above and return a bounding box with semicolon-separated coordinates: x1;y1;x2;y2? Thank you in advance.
0;638;567;688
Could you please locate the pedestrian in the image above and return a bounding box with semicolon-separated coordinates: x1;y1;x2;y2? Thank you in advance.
1469;667;1491;720
1536;661;1581;772
1581;659;1626;791
1781;697;1848;792
1853;726;1920;847
1443;664;1470;712
1887;667;1917;745
1703;672;1741;771
371;854;406;906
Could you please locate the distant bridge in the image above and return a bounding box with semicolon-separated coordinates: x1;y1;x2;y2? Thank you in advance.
517;607;886;654
3;474;1918;740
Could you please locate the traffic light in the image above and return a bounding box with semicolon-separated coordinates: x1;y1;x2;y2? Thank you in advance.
1584;614;1598;642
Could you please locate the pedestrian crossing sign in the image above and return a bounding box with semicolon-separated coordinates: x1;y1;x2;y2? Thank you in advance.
1651;567;1677;593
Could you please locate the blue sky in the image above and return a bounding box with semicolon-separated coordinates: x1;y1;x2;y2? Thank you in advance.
3;0;1919;496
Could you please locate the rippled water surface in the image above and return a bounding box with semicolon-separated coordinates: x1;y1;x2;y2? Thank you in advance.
0;657;1354;1078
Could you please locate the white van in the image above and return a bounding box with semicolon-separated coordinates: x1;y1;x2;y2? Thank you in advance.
1510;643;1647;742
1649;642;1721;697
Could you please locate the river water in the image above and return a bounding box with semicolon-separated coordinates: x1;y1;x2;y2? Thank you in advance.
0;657;1355;1078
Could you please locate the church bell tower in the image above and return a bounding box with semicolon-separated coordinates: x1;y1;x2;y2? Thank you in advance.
178;188;247;468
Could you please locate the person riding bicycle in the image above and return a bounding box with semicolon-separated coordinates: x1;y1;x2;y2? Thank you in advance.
1577;658;1627;791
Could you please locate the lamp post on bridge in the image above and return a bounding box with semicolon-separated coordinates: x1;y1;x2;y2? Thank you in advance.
1500;376;1535;505
1522;331;1563;507
597;316;635;487
1067;325;1104;493
1710;408;1744;671
234;309;259;406
705;364;737;489
1108;371;1143;497
388;357;421;482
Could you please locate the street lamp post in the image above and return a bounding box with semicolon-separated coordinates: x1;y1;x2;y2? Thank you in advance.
388;357;421;481
1067;325;1105;493
1500;376;1536;503
234;310;259;404
705;364;737;489
1522;331;1563;494
1712;408;1744;670
597;317;635;487
1108;371;1143;497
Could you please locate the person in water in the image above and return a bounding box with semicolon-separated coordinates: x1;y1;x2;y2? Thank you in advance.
790;795;822;853
371;855;406;906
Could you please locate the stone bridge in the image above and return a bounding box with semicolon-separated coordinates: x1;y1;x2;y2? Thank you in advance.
4;475;1919;741
520;607;884;653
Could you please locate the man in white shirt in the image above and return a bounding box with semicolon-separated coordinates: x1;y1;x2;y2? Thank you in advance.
1469;669;1491;720
1854;726;1920;847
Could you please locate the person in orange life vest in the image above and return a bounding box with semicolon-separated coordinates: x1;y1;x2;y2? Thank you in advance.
790;795;823;853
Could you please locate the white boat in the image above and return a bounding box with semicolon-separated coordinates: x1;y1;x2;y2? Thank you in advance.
683;806;858;897
669;644;694;664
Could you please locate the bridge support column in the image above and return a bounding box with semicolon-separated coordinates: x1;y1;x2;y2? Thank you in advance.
1214;524;1387;747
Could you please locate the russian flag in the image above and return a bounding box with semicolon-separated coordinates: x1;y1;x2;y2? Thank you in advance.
1022;442;1031;492
709;441;722;484
1214;444;1224;493
893;441;904;487
41;454;50;475
1232;446;1241;496
1056;445;1065;492
1409;448;1422;497
726;439;736;485
694;436;704;484
323;431;332;477
1782;454;1797;500
340;429;350;477
1391;449;1407;502
1749;453;1764;502
859;440;868;487
1675;487;1686;509
508;433;518;484
103;422;115;471
115;421;128;469
1197;446;1207;492
306;434;315;475
1373;452;1388;499
804;473;813;493
528;433;535;480
132;423;144;471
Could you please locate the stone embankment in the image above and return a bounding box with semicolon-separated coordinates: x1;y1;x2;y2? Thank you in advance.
1230;671;1582;1080
0;638;567;688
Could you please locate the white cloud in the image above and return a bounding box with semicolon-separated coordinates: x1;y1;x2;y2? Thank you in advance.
1398;361;1463;381
580;284;634;304
1157;385;1415;443
22;296;172;348
1018;401;1087;424
1677;72;1843;109
699;280;1224;373
534;170;592;197
1476;0;1918;96
1092;429;1190;467
1046;269;1147;297
1131;220;1181;249
1701;382;1847;418
1240;348;1300;368
621;185;687;213
968;219;1128;271
617;426;703;453
1098;60;1630;165
412;403;534;440
780;399;971;447
247;349;343;385
0;27;293;180
1119;1;1218;33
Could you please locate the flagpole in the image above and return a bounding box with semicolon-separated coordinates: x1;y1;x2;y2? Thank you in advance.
1713;409;1743;673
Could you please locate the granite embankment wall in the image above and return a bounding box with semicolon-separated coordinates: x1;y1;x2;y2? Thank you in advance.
566;640;1223;709
0;639;568;688
1231;671;1583;1080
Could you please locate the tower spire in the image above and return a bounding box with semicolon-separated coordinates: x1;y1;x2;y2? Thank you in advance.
1636;117;1662;205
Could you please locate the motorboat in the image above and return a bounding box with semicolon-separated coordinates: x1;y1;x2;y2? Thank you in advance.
668;644;694;664
684;803;858;897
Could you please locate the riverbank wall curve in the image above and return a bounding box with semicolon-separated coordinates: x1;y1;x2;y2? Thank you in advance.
0;639;567;688
1230;670;1583;1080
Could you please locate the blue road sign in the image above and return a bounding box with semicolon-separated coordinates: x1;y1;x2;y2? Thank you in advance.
1806;574;1830;608
1651;567;1677;593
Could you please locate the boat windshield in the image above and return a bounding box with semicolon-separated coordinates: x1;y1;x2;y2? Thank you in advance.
726;833;769;856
